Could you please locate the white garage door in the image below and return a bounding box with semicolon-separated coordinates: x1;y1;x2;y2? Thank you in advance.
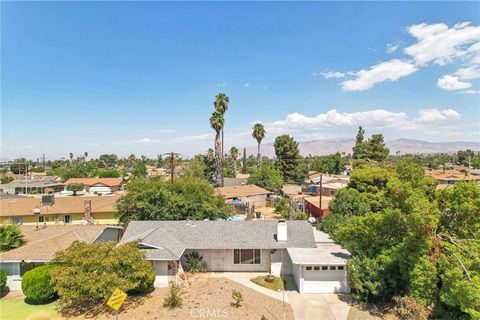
303;265;348;293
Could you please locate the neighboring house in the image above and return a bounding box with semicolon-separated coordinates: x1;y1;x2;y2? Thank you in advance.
0;178;64;195
314;182;348;197
0;195;121;225
303;174;350;194
303;196;334;220
63;177;124;194
223;177;248;187
120;220;350;294
425;169;480;188
0;225;123;290
215;184;271;207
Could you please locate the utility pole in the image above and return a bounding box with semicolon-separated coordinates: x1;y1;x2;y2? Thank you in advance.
242;148;247;174
164;152;180;183
319;173;323;218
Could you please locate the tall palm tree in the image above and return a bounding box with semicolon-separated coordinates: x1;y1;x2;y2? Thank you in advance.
214;93;229;185
210;111;225;187
69;152;74;164
229;146;239;178
84;151;88;163
252;123;266;167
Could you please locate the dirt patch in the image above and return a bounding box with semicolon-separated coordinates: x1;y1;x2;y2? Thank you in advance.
65;277;293;320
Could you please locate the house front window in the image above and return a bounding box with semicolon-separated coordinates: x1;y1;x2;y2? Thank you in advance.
11;217;23;225
233;249;261;264
63;215;72;224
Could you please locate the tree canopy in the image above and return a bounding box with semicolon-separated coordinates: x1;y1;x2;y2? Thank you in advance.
320;158;480;318
116;176;230;224
274;134;300;182
247;161;283;191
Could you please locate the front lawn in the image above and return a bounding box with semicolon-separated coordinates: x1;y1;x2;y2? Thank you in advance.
0;297;58;320
250;275;285;291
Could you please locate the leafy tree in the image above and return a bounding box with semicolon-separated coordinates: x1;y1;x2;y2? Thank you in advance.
97;168;121;178
66;183;84;196
247;162;283;191
0;176;14;184
116;176;230;224
310;152;347;174
352;126;366;160
210;111;225;187
0;225;25;252
252;123;266;167
184;155;208;179
99;153;118;167
131;162;147;178
50;241;155;310
365;134;390;162
328;188;369;217
21;265;56;303
293;162;309;185
274;134;300;182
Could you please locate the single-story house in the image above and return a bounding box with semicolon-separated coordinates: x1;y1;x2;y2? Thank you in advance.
120;220;350;294
215;184;271;208
64;177;124;193
0;225;123;290
0;178;64;195
0;194;121;225
304;196;334;220
426;169;480;188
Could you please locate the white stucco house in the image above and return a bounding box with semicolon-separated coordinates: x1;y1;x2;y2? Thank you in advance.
121;220;351;294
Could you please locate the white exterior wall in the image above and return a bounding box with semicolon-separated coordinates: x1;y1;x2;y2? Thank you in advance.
1;262;21;291
151;261;169;288
270;249;292;276
292;264;304;293
182;249;270;272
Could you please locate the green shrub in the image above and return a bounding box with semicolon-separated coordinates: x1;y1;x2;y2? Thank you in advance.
21;265;56;303
184;251;208;273
50;241;155;310
294;212;308;220
0;269;7;293
163;283;183;309
231;290;243;308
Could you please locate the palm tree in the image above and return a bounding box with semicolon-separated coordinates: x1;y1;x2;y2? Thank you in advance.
214;93;229;185
252;123;266;167
84;151;88;163
229;146;239;178
69;152;74;164
210;111;224;187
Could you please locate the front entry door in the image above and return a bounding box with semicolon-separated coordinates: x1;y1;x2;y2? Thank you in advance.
211;250;225;271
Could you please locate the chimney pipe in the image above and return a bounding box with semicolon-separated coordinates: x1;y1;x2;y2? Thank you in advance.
277;219;287;242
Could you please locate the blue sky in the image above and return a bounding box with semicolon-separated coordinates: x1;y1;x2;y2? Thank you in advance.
1;1;479;159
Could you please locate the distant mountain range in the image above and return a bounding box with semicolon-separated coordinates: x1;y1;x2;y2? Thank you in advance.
245;138;480;157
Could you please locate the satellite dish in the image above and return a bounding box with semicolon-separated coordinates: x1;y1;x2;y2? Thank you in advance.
308;217;316;224
32;208;41;214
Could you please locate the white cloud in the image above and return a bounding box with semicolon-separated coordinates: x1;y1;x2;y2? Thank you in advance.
415;108;460;123
179;133;212;141
341;59;418;92
271;109;408;129
404;22;480;66
243;82;250;88
321;71;346;79
386;42;401;53
216;82;227;87
437;75;472;91
455;65;480;80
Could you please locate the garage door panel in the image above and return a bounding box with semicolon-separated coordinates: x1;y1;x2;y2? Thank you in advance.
303;280;348;293
304;270;343;281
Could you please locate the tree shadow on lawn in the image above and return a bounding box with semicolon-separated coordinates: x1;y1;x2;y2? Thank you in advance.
0;287;10;299
59;291;152;319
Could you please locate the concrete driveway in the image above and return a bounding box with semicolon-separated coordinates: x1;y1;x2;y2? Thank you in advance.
284;276;352;320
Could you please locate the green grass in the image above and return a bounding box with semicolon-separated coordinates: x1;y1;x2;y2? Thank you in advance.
0;298;58;320
250;275;285;291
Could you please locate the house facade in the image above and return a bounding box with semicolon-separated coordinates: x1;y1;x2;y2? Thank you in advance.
121;220;350;294
0;178;64;195
0;195;121;225
64;177;124;194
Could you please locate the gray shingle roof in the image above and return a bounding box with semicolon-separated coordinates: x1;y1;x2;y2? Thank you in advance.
122;220;317;261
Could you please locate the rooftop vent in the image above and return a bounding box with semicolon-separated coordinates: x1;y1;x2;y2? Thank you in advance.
277;219;287;242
